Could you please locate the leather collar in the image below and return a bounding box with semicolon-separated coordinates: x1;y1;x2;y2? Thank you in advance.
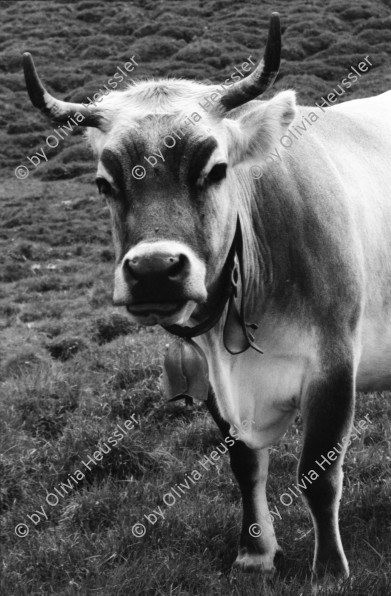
163;215;263;355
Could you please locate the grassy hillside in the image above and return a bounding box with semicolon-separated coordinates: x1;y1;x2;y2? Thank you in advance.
3;0;391;179
1;0;391;595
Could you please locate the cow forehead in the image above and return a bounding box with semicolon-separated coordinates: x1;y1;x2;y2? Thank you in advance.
94;117;228;192
94;109;229;192
98;129;222;194
106;113;211;155
86;78;220;157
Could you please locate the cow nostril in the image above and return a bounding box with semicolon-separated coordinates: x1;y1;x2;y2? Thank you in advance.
125;258;142;280
167;254;186;279
123;252;189;283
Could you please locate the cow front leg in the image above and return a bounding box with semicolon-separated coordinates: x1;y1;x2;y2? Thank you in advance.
205;387;281;574
230;443;282;573
299;363;355;587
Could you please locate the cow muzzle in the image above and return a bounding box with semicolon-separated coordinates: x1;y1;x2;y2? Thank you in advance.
113;241;207;325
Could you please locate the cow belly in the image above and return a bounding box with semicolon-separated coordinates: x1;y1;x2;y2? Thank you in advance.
228;352;307;448
357;316;391;392
200;324;320;450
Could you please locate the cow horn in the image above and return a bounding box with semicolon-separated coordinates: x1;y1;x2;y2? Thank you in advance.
218;12;281;112
23;52;101;126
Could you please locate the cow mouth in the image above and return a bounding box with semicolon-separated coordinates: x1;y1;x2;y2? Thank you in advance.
127;300;187;316
125;299;198;326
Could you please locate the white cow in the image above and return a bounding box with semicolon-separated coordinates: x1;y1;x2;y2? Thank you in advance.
23;13;391;589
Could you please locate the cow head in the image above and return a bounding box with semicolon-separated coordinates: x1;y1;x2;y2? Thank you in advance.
23;13;296;328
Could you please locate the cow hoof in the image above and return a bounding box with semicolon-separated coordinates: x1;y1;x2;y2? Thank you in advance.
311;568;350;594
233;548;281;574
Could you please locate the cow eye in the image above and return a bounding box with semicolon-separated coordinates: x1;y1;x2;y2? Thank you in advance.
206;163;227;185
96;177;112;196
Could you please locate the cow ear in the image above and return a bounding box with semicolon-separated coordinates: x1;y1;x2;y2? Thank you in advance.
228;90;297;167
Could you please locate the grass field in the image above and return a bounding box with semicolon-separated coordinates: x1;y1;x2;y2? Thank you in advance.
1;0;391;594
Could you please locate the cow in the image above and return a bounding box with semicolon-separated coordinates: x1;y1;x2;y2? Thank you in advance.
23;12;391;589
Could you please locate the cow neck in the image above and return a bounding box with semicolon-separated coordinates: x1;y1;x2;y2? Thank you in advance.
163;215;263;355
